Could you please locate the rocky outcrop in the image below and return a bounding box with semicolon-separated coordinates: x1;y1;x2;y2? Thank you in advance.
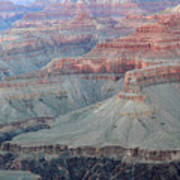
0;151;179;180
1;115;180;162
1;143;180;162
123;63;180;92
46;58;138;74
117;92;146;102
116;64;180;101
45;58;162;75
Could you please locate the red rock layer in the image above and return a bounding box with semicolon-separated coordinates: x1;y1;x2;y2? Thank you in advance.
122;63;180;94
2;34;93;60
46;58;161;74
87;13;180;60
3;13;179;100
117;92;146;102
41;13;180;102
2;12;180;101
124;64;180;86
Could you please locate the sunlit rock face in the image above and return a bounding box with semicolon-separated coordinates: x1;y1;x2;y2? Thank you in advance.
86;14;180;63
44;13;180;75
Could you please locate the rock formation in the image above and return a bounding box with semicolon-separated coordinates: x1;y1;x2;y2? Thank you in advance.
0;27;96;78
0;0;43;30
0;11;179;153
0;1;180;179
0;151;179;180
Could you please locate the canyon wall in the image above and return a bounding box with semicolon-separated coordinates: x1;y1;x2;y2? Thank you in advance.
1;143;180;162
123;63;180;91
0;151;179;180
0;115;179;162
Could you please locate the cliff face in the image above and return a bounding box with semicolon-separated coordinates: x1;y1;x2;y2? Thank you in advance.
1;143;180;162
0;151;179;180
0;29;96;78
0;11;179;131
1;0;171;78
2;34;94;56
90;14;180;59
9;81;180;151
1;3;138;79
0;71;123;123
3;11;179;153
0;2;180;179
43;13;180;75
123;64;180;90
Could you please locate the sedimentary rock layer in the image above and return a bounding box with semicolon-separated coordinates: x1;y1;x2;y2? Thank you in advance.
0;73;123;123
1;143;180;162
0;11;179;151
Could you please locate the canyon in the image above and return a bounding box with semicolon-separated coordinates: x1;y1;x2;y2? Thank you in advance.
0;0;180;179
